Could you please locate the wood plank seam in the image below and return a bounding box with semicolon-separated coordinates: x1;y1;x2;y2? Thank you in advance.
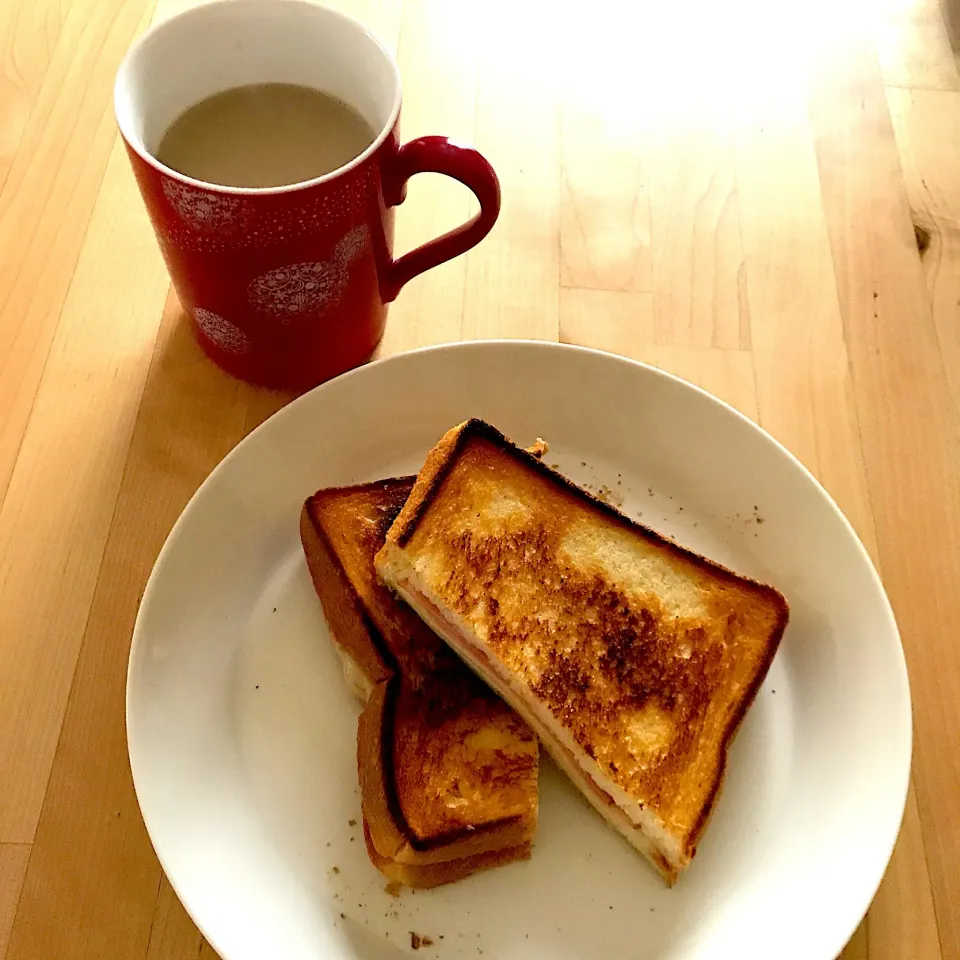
141;873;166;958
821;208;935;959
1;273;166;845
810;28;960;952
0;843;32;960
2;297;248;960
0;136;120;513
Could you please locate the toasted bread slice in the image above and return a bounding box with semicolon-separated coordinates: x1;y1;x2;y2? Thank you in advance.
362;821;531;888
375;420;789;884
300;478;538;887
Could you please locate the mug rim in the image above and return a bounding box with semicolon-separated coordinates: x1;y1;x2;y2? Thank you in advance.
114;0;402;197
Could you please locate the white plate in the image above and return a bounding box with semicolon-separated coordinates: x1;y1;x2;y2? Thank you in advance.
128;341;911;960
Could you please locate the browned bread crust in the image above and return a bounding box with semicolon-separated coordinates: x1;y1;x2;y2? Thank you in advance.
362;821;531;889
300;478;538;884
378;419;789;879
301;478;445;687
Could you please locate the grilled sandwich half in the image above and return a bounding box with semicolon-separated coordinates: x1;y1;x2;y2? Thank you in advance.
300;477;539;888
375;420;789;884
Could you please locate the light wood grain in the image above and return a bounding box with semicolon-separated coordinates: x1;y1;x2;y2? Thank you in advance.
886;87;960;418
559;288;758;420
559;287;656;355
461;0;560;341
648;123;749;351
0;846;30;960
144;878;207;960
841;921;870;960
873;0;960;90
809;22;960;958
643;346;759;423
5;296;248;960
0;0;70;191
733;57;879;554
868;783;943;959
560;75;653;293
0;0;958;956
0;0;155;508
0;137;167;844
379;0;479;356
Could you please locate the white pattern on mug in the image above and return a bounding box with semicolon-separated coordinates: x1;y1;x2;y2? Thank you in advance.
163;178;245;233
246;225;370;319
193;307;251;354
247;260;348;319
334;224;370;263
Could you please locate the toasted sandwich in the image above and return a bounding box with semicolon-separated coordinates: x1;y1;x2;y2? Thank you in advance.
375;420;789;885
300;477;539;888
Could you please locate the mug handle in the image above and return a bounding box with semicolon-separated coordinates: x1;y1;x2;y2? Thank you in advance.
381;136;501;302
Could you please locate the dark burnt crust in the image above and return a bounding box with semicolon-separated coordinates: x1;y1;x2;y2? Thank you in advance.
394;419;787;612
301;480;529;857
307;479;454;681
391;423;479;547
391;418;790;859
684;598;788;856
309;475;418;503
300;498;392;687
304;484;416;677
362;819;532;889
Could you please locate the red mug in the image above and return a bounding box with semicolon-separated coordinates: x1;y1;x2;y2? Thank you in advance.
114;0;500;390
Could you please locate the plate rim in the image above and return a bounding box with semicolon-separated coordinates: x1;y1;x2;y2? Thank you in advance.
127;339;913;960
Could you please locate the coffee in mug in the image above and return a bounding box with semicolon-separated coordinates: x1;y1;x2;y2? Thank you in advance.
155;83;378;189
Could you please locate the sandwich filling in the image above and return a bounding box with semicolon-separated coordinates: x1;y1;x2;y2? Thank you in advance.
393;575;682;880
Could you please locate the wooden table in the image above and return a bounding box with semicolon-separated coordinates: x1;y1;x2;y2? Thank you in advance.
1;0;958;956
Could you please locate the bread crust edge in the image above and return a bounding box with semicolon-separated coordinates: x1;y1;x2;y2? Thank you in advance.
300;487;537;880
377;418;790;875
